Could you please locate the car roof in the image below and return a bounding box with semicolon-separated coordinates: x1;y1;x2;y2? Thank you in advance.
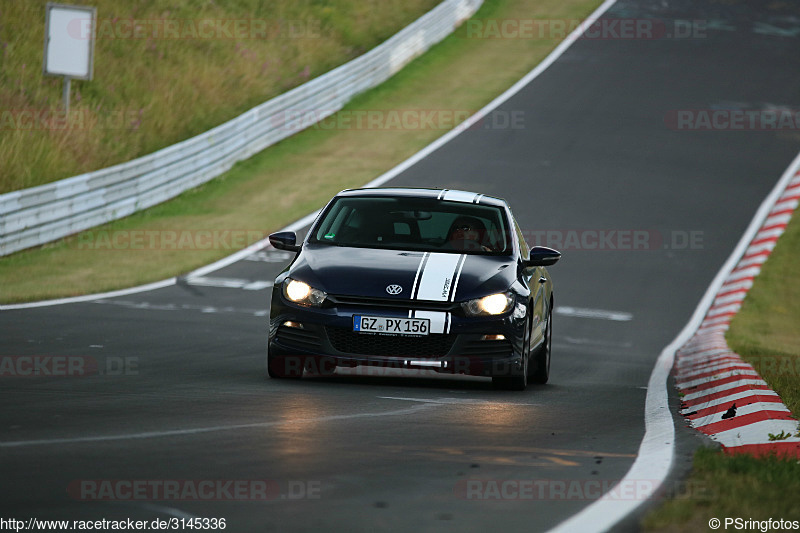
336;187;508;208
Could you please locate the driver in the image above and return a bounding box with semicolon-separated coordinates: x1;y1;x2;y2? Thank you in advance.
446;216;491;251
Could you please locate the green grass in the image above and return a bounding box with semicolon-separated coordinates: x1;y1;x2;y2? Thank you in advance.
643;448;800;531
644;201;800;530
0;0;603;303
727;210;800;416
0;0;440;193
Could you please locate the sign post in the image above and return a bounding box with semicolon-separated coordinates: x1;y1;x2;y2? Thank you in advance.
43;3;96;113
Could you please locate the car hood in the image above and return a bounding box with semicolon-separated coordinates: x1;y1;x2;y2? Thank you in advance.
288;244;516;303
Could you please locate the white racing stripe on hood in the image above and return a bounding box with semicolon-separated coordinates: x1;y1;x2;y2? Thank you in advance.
442;190;481;204
409;252;466;334
410;252;429;300
414;310;449;334
449;254;467;302
414;253;464;301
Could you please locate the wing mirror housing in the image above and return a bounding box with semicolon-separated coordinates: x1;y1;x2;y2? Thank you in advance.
269;231;301;252
525;246;561;267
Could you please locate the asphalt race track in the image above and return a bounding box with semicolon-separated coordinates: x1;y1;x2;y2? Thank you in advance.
2;0;800;531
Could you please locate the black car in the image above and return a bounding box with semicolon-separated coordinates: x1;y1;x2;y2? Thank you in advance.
266;187;560;390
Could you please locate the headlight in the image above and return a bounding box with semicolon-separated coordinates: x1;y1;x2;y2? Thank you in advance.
283;278;327;307
461;292;514;317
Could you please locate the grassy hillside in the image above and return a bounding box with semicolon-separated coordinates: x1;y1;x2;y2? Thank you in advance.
0;0;439;193
0;0;603;303
727;210;800;416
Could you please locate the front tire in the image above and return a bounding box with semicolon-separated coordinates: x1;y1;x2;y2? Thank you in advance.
530;306;552;384
492;320;530;391
267;343;304;379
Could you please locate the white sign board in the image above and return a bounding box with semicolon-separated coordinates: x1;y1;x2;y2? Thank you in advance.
43;3;96;80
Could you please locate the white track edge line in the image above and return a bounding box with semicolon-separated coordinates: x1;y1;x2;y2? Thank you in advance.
0;278;177;310
546;151;800;533
0;210;320;310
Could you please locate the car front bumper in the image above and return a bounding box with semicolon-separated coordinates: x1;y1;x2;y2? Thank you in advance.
267;292;526;378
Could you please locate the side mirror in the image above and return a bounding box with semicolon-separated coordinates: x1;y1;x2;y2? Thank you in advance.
269;231;301;252
525;246;561;267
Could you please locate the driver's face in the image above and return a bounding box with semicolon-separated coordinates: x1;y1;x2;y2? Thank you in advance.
452;226;479;240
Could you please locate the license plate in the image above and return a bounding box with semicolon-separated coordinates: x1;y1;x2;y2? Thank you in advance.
353;315;430;336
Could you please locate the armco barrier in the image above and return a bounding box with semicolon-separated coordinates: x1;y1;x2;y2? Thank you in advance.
0;0;482;256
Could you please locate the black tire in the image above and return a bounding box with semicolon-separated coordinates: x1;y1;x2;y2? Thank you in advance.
304;356;337;377
267;344;304;379
530;304;552;384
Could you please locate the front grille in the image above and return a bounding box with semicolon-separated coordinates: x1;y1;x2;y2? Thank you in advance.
275;326;322;350
459;339;514;357
326;327;455;357
327;294;458;312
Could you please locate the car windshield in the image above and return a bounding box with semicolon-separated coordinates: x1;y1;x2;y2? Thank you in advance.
309;196;512;254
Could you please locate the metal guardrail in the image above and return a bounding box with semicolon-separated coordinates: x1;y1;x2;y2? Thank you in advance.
0;0;482;256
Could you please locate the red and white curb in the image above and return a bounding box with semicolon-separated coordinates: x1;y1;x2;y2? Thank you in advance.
675;170;800;458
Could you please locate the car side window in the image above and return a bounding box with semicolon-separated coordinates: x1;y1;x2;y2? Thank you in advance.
316;206;353;242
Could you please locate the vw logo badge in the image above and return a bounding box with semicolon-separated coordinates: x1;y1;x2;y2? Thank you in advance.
386;284;403;295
